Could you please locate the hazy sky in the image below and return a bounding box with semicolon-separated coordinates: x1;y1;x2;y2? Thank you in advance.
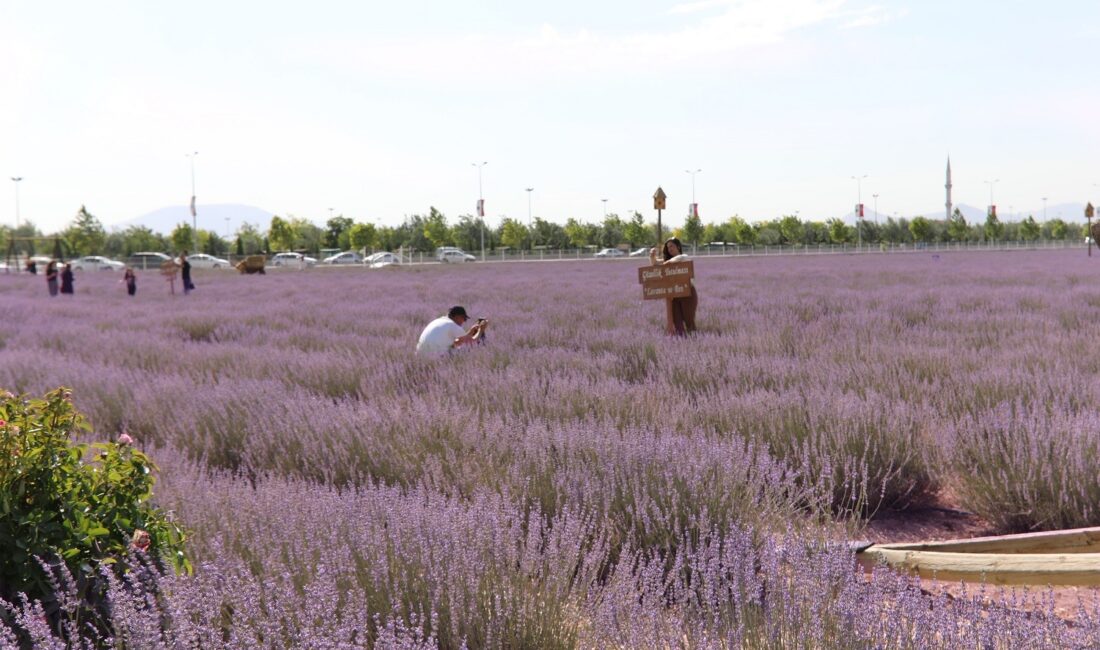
3;0;1098;232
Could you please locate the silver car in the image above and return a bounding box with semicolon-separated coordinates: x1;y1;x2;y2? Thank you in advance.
71;255;126;271
185;253;231;269
322;251;364;265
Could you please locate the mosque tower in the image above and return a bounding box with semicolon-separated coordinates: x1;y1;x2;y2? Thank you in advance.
945;158;953;219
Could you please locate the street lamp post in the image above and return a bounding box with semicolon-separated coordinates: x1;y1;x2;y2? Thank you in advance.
10;177;22;230
186;152;198;252
472;162;488;260
685;169;701;217
872;194;879;227
601;198;608;219
851;174;868;248
1042;197;1048;221
984;180;1000;222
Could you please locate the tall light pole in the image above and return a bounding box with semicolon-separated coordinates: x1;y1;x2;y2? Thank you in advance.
984;179;999;217
186;152;198;252
10;177;22;230
872;193;879;227
852;174;867;248
1042;197;1048;221
472;162;488;260
685;169;701;217
601;198;608;219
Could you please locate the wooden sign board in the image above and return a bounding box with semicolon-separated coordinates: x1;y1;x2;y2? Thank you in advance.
638;260;693;300
1087;203;1095;219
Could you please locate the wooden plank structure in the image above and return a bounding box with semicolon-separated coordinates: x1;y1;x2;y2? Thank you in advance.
857;526;1100;586
235;255;267;274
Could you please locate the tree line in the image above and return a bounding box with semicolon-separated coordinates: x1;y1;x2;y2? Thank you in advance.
0;205;1088;258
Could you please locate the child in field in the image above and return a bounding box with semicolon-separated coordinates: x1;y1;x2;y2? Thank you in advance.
122;267;137;296
60;263;74;295
45;261;59;297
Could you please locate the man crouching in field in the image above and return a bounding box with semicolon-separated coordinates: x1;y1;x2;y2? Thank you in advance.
415;306;488;357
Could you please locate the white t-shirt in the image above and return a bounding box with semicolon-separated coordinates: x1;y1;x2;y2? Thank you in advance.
415;316;467;357
665;253;695;286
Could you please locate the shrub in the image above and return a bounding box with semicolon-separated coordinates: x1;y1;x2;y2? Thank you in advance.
0;388;188;639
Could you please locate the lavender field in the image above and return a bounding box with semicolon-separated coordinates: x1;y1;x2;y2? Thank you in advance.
3;251;1100;648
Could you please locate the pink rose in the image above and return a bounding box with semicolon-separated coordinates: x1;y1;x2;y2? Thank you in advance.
118;433;134;445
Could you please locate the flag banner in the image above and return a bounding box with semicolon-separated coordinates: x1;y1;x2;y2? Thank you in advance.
477;199;485;217
856;203;864;218
190;195;197;217
989;205;996;218
689;203;699;218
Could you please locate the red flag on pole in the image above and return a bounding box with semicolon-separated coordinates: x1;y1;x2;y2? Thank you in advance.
477;199;485;217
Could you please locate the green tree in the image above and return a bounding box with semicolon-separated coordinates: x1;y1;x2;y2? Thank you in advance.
288;217;323;253
118;225;164;256
236;222;265;254
777;215;804;245
564;218;594;248
909;216;934;242
946;209;968;242
624;211;649;247
169;222;195;253
1048;218;1068;240
324;216;354;249
681;210;704;249
827;218;851;244
64;205;107;256
348;222;377;252
268;216;296;252
984;210;1005;241
599;214;625;248
530;217;568;249
450;215;486;253
727;217;756;246
499;218;529;250
423;207;452;250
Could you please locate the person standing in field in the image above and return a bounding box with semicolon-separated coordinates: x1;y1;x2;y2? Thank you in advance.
123;266;137;296
649;237;698;336
179;251;194;294
45;261;59;297
415;306;488;357
60;263;75;295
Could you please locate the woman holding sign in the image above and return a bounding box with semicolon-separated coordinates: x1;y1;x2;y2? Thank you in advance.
649;237;698;335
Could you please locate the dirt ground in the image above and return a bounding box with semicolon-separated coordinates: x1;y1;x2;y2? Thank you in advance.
863;499;1100;624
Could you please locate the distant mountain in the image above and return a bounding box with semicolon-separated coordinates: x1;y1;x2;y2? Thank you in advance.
109;204;276;236
917;202;1088;222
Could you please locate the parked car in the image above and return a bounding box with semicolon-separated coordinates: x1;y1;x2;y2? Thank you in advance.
186;253;231;269
366;252;402;268
270;252;318;267
128;252;173;270
70;255;126;271
435;246;462;261
595;248;625;258
628;247;649;257
322;251;363;265
439;249;476;263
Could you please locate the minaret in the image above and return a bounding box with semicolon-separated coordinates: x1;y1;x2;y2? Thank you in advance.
945;157;953;219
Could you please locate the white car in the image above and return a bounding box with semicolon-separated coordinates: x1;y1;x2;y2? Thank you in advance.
595;248;625;258
366;252;402;268
71;255;125;271
322;251;363;265
439;249;476;263
185;253;231;269
270;252;317;267
628;247;649;257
